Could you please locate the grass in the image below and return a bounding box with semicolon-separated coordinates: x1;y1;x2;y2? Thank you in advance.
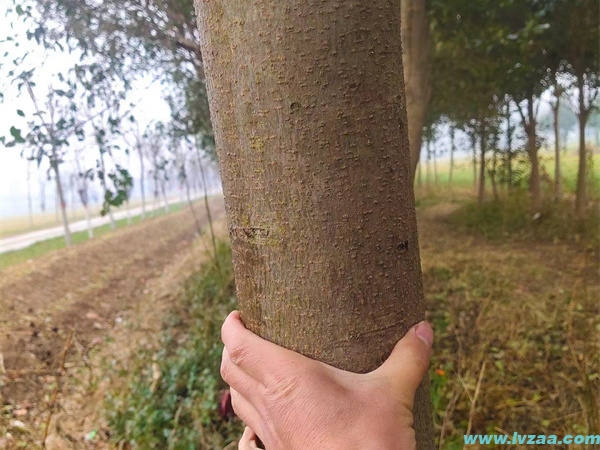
420;147;600;194
422;221;599;448
448;188;600;249
101;192;598;449
0;203;185;270
105;240;244;449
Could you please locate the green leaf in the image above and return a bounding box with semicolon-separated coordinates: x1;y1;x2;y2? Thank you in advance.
9;126;25;144
16;109;25;117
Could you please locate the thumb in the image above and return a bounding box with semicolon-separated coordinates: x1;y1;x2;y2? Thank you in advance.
371;321;434;408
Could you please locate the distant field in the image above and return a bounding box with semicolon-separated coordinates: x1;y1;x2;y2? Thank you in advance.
419;146;600;195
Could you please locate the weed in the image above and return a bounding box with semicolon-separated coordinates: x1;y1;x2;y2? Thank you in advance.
105;240;244;449
448;188;599;249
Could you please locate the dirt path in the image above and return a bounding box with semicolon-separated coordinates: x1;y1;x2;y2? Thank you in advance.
0;198;225;449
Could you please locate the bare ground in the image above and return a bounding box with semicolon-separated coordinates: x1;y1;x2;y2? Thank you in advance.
0;199;597;449
0;198;225;449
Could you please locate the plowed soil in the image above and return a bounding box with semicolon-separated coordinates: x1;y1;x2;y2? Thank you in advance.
0;198;225;449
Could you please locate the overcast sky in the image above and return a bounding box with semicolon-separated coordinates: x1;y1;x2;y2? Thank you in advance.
0;2;172;218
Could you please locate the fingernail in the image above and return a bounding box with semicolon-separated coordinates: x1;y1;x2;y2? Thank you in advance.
414;321;433;347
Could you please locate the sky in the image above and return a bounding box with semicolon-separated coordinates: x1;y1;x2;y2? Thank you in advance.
0;2;592;221
0;2;173;219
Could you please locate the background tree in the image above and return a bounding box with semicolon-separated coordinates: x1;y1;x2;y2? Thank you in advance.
401;0;432;179
30;0;215;150
72;146;95;238
5;71;85;246
195;0;435;448
560;0;600;215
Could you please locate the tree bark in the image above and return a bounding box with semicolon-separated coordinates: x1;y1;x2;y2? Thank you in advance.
137;142;147;220
552;95;562;201
51;154;72;246
478;124;486;205
99;150;116;230
448;126;455;186
505;106;514;189
471;133;478;193
195;1;435;448
575;74;588;216
490;135;499;202
401;0;431;181
519;97;541;211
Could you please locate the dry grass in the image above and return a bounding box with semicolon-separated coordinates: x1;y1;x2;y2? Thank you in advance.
419;203;599;449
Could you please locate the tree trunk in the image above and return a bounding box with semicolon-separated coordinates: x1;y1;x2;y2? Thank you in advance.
84;204;94;239
138;143;147;220
161;180;170;214
196;143;219;263
417;159;423;191
527;127;541;211
432;142;438;186
552;99;562;201
471;133;478;193
99;150;116;230
478;125;486;205
506;107;514;190
426;140;431;187
51;156;72;246
195;1;435;448
523;97;541;211
448;127;455;186
401;0;432;181
490;139;499;202
575;74;588;216
27;161;34;228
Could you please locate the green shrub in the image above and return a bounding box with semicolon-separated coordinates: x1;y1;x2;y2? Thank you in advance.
105;240;244;449
449;189;599;249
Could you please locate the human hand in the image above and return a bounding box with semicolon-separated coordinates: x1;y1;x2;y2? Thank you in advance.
220;311;434;450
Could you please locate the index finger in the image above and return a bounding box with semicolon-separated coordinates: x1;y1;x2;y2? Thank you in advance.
221;310;307;385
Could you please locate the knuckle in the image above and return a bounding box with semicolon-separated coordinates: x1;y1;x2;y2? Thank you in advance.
228;341;249;366
264;369;300;404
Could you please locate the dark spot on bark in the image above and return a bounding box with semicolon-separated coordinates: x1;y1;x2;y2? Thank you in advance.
397;240;409;252
290;101;301;113
232;226;270;240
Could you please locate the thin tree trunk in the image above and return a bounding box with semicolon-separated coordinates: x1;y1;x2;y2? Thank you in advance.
161;180;170;214
196;144;219;263
522;97;541;211
99;150;116;230
448;127;455;186
506;107;514;190
51;156;72;246
433;143;438;186
426;140;431;187
553;98;562;201
491;144;499;202
471;133;478;192
185;177;203;236
195;1;435;448
575;74;588;216
27;161;34;228
528;126;541;211
402;0;432;181
84;204;94;239
126;199;132;225
138;143;147;220
478;126;486;205
417;159;423;192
